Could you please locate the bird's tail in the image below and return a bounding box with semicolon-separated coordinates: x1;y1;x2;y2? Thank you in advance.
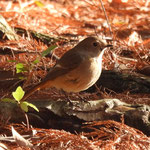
21;81;49;101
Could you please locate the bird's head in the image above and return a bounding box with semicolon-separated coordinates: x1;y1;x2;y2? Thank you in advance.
75;36;112;58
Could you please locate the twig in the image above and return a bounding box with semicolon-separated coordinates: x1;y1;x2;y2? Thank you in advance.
98;0;113;38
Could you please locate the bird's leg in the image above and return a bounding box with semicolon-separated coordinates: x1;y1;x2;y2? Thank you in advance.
60;89;73;104
61;90;88;103
60;90;83;108
76;92;90;104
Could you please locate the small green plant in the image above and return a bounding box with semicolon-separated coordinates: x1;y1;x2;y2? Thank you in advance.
2;45;57;112
9;45;57;77
16;63;28;74
1;86;39;112
7;58;40;80
41;45;57;57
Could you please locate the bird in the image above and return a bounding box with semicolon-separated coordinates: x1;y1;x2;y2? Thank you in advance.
22;36;111;101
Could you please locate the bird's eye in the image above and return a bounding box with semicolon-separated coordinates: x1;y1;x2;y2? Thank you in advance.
93;42;98;47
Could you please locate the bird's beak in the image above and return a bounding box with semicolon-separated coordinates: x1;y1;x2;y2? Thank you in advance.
105;44;113;48
104;44;113;51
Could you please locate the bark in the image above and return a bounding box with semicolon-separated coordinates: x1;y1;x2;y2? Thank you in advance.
0;98;150;136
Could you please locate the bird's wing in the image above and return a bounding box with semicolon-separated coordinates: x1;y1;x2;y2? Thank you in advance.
58;48;83;69
43;49;84;81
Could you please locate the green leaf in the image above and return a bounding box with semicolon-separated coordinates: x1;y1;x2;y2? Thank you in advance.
33;58;39;64
41;45;57;57
1;98;16;104
12;86;25;102
16;63;27;73
20;102;28;112
20;101;39;112
18;76;27;80
7;60;17;63
27;102;39;112
34;1;45;8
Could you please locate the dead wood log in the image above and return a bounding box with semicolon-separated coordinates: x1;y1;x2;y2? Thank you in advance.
0;99;150;136
87;70;150;93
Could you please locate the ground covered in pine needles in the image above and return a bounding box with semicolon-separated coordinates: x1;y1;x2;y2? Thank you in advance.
0;0;150;149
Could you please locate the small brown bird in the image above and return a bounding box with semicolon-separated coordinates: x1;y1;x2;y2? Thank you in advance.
22;37;111;101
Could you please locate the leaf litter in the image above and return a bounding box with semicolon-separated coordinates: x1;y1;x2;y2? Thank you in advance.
0;0;150;149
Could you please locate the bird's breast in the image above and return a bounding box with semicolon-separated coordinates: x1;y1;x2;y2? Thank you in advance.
52;57;102;92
